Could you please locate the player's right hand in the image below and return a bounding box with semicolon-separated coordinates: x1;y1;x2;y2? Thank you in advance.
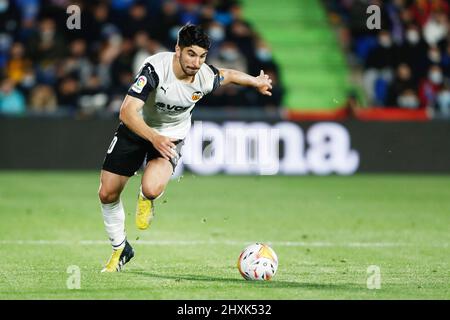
150;134;178;160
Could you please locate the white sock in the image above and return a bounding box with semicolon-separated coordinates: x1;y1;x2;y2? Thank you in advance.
139;185;148;200
139;185;164;200
101;200;126;250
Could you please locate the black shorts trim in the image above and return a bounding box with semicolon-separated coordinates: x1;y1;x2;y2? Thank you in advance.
102;123;184;177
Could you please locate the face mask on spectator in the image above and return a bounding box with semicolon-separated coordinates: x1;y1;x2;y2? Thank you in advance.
0;0;9;12
429;71;443;84
406;30;420;44
379;35;392;48
209;27;225;42
221;49;239;61
41;30;55;42
256;48;272;62
438;90;450;107
428;50;441;63
0;34;12;51
397;94;419;108
21;73;36;88
169;26;179;41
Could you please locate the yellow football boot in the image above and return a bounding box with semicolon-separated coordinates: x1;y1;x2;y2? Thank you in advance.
135;193;155;230
101;241;134;273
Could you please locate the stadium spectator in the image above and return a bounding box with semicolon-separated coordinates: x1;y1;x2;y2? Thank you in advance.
227;20;256;62
442;42;450;78
398;1;415;25
0;0;284;115
178;0;201;25
121;1;150;39
386;63;417;107
0;77;26;115
29;84;58;113
395;24;428;78
424;45;443;69
250;39;279;78
213;0;240;25
423;11;449;46
343;90;362;116
363;30;395;104
346;0;391;60
111;0;136;12
15;0;39;16
57;39;93;89
27;17;66;85
6;42;32;84
198;3;216;26
78;89;109;117
396;89;421;109
411;0;449;28
88;2;117;46
208;41;248;73
365;30;396;70
17;68;37;98
153;0;180;48
436;79;450;117
111;38;135;89
96;40;122;90
205;21;226;57
325;0;450;115
56;76;79;111
419;64;444;108
0;0;20;40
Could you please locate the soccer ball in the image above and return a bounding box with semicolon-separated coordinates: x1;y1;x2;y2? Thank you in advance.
237;243;278;281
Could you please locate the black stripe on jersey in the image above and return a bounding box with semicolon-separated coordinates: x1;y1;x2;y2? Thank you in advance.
208;64;221;93
127;63;159;102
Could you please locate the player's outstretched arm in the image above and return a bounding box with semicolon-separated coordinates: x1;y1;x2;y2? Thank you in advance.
219;69;273;96
119;95;177;160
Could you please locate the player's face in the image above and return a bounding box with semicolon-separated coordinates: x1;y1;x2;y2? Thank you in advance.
177;45;208;76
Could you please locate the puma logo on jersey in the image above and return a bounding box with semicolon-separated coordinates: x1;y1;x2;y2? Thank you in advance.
160;86;168;94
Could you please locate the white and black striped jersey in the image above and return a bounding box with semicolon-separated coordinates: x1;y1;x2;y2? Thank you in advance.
127;52;221;139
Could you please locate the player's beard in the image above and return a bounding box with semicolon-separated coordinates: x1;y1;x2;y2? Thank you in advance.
179;57;199;77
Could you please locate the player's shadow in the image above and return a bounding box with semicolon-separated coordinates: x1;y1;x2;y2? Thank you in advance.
128;271;356;290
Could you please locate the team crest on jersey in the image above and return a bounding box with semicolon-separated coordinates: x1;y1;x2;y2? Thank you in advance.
131;75;147;93
192;91;203;101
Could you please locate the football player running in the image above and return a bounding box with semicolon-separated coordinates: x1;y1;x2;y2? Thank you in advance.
98;24;272;272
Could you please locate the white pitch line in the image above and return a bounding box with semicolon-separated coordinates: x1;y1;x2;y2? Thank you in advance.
0;240;448;248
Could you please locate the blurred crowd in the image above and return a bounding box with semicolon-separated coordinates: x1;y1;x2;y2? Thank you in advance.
0;0;283;117
325;0;450;118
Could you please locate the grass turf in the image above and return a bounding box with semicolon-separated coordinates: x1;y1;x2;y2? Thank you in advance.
0;171;449;299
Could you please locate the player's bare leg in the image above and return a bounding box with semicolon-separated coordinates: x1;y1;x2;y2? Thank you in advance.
99;170;134;272
99;170;129;204
136;158;173;230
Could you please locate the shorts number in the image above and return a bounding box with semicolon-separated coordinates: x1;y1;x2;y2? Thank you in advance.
107;136;118;154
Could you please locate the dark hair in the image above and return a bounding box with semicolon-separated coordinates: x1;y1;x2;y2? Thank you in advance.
177;24;211;50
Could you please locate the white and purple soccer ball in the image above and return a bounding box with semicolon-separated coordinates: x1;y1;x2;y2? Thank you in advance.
237;243;278;281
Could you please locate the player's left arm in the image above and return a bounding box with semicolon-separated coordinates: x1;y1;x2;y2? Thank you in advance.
218;68;273;96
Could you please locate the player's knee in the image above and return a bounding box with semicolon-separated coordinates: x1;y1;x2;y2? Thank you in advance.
98;188;120;204
141;184;165;200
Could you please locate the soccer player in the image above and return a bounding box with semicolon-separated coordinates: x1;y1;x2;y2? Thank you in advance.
98;24;273;272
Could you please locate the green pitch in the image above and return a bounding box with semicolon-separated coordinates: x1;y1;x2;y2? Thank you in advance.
0;172;449;299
